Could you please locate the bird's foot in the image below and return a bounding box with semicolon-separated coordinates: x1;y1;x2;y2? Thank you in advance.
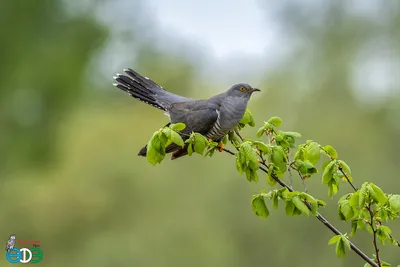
218;142;224;152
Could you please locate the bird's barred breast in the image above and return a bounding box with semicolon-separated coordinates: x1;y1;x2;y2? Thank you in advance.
205;97;248;140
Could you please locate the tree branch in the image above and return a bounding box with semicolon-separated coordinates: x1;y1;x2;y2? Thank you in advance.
223;149;379;267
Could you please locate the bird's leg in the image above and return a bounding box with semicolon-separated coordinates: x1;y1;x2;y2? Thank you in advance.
218;141;224;152
208;138;224;152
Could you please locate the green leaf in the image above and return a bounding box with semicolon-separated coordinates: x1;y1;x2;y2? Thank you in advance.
146;132;166;165
335;238;345;258
341;235;351;252
193;133;209;155
359;183;369;208
285;201;295;216
266;172;277;186
322;160;336;184
306;141;321;165
252;141;270;154
239;142;260;172
285;131;302;138
222;135;228;145
377;225;392;244
294;145;305;161
292;196;309;216
169;122;186;132
236;157;243;174
162;127;172;139
389;194;400;213
267;116;282;127
369;183;387;205
252;195;269;219
270;146;287;173
170;130;184;147
187;143;193;156
239;108;255;127
328;235;341;245
317;199;327;207
337;159;351;174
272;192;279;210
328;183;339;198
350;219;358;236
349;191;359;209
256;127;265;138
339;200;354;221
323;145;338;159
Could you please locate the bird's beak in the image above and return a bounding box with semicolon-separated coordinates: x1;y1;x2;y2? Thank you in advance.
251;88;261;92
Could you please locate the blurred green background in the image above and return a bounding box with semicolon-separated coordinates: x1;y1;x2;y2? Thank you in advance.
1;0;399;266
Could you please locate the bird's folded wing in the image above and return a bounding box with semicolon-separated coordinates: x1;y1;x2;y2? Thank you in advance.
169;101;219;135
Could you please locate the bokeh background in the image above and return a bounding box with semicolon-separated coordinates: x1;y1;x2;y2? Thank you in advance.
1;0;399;266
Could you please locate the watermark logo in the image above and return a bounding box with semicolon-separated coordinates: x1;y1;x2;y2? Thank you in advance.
5;235;43;264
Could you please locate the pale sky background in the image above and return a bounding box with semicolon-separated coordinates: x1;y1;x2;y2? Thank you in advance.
84;0;398;98
146;0;273;59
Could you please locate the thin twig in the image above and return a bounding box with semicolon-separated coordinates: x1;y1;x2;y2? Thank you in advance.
289;162;308;193
223;149;379;267
287;151;294;189
338;168;358;191
368;204;382;266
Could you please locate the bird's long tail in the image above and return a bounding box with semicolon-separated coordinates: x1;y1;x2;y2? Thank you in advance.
113;69;166;111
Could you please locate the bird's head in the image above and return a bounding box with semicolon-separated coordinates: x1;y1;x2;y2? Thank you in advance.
10;235;16;240
227;83;260;98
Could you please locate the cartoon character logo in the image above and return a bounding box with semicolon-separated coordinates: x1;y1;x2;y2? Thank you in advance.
5;234;16;252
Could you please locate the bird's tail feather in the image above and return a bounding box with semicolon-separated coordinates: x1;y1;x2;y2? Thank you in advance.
113;69;166;111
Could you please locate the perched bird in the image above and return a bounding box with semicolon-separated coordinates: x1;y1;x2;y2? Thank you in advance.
113;68;260;160
5;234;16;252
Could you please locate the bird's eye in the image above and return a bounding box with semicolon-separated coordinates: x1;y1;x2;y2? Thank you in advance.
239;87;246;92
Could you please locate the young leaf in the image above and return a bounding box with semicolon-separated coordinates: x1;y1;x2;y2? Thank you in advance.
239;108;255;127
170;130;184;147
270;146;287;173
267;116;282;127
285;201;295;216
272;192;279;210
252;141;270;154
252;195;269;219
337;159;351;174
146;132;166;165
389;194;400;213
266;172;277;186
323;145;338;159
306;141;321;165
341;235;351;252
292;196;309;216
335;238;345;258
285;131;302;138
350;219;358;236
322;160;336;184
193;133;209;155
369;183;387;205
328;235;341;245
256;127;265;138
169;122;186;132
339;200;354;221
359;183;369;208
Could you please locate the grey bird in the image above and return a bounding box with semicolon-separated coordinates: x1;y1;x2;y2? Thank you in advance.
5;234;16;252
113;68;260;160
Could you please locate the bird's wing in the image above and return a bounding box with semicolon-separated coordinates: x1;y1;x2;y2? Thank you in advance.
113;68;194;111
169;101;219;135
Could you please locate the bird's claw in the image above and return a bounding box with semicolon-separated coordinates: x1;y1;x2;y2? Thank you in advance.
218;142;224;152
